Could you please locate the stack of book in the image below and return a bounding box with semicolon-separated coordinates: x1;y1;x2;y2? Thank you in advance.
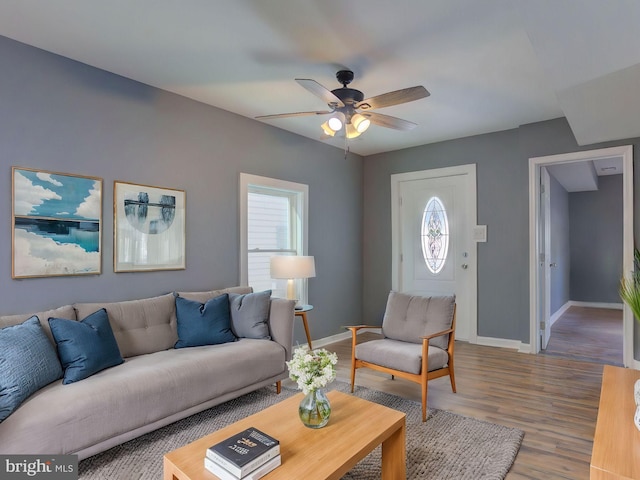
204;427;281;480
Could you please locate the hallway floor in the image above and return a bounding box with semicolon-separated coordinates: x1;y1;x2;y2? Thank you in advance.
541;306;623;366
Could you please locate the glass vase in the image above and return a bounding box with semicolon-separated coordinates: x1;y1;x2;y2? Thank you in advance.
298;389;331;428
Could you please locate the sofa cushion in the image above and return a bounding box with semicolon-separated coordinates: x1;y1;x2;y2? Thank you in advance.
49;309;124;384
175;294;236;348
228;290;271;339
0;305;76;345
0;338;287;457
0;316;63;421
177;286;253;304
74;293;177;358
381;291;455;349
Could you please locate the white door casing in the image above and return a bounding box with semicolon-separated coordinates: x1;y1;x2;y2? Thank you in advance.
391;164;478;343
528;145;635;368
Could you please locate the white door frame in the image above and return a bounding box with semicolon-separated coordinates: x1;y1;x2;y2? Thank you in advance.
391;164;478;344
528;145;635;367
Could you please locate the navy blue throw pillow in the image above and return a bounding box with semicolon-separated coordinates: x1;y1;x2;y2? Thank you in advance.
175;294;236;348
49;308;124;384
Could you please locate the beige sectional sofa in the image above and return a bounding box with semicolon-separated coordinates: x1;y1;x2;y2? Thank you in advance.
0;287;295;460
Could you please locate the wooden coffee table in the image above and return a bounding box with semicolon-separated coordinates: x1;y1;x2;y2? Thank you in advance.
164;390;406;480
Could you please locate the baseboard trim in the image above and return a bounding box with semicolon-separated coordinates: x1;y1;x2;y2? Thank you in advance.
304;328;382;350
474;336;529;352
315;330;530;354
551;301;623;328
566;300;623;310
550;301;572;327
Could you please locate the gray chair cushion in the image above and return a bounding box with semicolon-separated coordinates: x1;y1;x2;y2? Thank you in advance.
355;339;449;375
381;291;455;349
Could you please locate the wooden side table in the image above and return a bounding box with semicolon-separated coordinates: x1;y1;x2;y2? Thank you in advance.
294;305;314;349
590;364;640;479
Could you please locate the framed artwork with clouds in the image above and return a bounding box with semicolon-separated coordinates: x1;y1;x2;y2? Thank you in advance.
12;167;102;278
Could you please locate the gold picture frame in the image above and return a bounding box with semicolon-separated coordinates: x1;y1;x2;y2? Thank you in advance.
114;181;185;272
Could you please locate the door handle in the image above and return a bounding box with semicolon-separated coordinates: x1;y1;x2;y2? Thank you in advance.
549;262;557;268
461;263;468;270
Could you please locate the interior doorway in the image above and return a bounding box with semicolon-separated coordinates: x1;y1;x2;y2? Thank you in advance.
528;145;634;367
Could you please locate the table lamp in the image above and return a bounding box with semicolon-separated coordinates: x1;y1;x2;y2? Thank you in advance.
270;255;316;306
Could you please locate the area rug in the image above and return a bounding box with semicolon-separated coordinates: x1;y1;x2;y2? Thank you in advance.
79;382;523;479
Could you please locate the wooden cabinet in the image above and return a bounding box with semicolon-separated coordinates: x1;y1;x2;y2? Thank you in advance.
590;365;640;479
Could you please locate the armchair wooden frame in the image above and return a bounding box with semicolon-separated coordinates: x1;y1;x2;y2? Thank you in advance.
346;305;456;422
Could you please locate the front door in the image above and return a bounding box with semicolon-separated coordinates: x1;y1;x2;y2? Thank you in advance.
391;165;477;342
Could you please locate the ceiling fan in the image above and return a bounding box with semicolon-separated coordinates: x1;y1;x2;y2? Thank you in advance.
255;70;430;139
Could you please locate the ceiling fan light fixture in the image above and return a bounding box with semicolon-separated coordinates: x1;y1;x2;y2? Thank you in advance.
345;123;362;139
351;113;371;133
320;121;336;137
327;111;345;132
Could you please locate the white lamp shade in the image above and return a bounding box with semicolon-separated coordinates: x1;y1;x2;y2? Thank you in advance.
270;256;316;279
351;113;371;133
327;112;345;132
320;121;337;137
345;123;361;139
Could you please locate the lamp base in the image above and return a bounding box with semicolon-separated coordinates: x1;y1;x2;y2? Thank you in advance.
286;279;302;308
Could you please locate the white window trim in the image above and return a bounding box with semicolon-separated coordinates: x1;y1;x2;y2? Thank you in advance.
239;173;309;291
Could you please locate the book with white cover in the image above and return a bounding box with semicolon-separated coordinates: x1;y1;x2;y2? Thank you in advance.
204;454;281;480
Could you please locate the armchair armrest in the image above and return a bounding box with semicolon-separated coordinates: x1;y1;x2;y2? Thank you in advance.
420;327;454;341
344;325;379;332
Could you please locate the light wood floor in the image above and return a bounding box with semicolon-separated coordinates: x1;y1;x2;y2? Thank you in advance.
293;333;605;480
542;306;623;366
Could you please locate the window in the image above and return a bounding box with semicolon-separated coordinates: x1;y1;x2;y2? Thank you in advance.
240;174;309;302
421;196;449;274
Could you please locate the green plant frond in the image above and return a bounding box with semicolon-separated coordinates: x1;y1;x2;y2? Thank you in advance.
619;276;640;322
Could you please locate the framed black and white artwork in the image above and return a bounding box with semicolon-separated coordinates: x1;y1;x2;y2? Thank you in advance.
114;181;185;272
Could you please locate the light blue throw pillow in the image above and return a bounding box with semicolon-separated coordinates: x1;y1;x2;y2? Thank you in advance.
228;290;272;339
0;316;63;422
175;294;236;348
49;308;124;384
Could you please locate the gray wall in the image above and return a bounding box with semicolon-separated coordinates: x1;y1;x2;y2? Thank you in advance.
549;173;570;313
0;36;363;346
569;175;623;303
364;117;640;354
3;35;640;357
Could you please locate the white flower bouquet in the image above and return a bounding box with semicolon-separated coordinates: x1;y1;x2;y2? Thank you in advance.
286;346;338;395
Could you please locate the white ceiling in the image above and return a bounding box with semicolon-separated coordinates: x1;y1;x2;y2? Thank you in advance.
1;0;639;156
547;156;623;193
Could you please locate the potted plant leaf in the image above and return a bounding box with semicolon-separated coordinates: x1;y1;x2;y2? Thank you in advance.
618;247;640;431
619;248;640;321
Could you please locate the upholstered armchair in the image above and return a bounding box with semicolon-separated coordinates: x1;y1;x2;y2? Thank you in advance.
346;291;457;421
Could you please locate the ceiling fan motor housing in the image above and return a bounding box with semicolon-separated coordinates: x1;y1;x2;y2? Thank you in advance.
332;69;364;115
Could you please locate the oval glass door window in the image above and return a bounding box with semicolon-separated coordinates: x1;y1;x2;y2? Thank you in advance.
421;196;449;274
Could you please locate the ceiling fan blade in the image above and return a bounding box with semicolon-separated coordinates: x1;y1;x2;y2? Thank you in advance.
255;110;332;120
356;86;429;110
295;78;345;108
362;112;417;131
